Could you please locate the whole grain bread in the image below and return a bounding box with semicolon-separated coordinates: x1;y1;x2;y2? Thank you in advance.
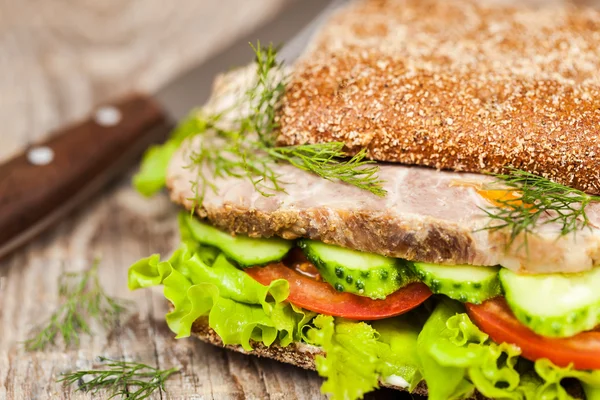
276;0;600;195
190;317;584;399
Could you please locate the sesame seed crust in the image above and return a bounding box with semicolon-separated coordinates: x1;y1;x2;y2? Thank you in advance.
277;0;600;195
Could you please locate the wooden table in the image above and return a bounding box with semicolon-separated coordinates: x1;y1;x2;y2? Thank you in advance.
0;1;348;398
5;0;599;399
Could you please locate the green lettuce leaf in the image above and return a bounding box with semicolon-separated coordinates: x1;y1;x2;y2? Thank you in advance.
128;244;312;350
133;112;208;197
417;299;600;400
417;300;476;400
418;299;528;400
305;315;423;400
584;385;600;400
305;315;381;400
533;358;600;400
372;317;422;390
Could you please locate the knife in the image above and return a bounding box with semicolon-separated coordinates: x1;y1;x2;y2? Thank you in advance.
0;0;340;261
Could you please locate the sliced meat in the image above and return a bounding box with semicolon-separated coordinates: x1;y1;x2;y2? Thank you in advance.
167;138;600;274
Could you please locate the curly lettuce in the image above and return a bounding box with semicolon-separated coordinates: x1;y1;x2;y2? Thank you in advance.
128;244;312;350
304;315;423;400
418;300;481;400
418;299;553;400
418;299;600;400
305;316;381;399
534;358;600;400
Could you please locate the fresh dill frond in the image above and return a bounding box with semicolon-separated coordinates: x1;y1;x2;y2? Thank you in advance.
247;41;287;147
59;356;179;400
482;168;600;246
266;143;387;197
24;261;129;351
185;42;387;207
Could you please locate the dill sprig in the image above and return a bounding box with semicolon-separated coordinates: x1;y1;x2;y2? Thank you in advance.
59;356;179;400
482;168;600;246
24;261;129;351
188;136;284;199
247;42;287;147
266;143;387;196
185;42;387;206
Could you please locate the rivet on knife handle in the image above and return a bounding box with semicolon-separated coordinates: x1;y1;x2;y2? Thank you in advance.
0;93;173;261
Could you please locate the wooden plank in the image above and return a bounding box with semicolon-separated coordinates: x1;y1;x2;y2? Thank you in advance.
0;0;328;398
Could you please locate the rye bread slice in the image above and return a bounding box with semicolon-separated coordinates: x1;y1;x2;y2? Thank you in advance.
277;0;600;196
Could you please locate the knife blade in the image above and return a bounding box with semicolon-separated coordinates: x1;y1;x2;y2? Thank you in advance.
0;0;340;261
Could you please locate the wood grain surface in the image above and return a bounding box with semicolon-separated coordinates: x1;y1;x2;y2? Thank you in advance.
2;0;599;399
0;1;338;399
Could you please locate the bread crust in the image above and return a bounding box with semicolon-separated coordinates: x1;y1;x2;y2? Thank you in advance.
277;0;600;195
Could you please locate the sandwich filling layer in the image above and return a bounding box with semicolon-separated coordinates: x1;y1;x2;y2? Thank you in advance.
129;214;600;400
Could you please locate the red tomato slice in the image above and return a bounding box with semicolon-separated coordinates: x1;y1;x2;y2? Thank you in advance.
246;263;432;320
466;297;600;370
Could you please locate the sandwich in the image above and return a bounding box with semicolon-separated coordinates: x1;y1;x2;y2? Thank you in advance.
127;0;600;399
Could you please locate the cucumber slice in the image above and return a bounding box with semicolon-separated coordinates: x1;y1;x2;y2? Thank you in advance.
184;217;293;267
298;239;413;299
499;267;600;338
412;262;501;304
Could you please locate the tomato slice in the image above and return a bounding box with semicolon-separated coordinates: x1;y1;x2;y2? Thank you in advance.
466;297;600;370
246;263;432;320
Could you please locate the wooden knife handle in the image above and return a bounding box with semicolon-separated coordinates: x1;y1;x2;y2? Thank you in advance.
0;93;173;258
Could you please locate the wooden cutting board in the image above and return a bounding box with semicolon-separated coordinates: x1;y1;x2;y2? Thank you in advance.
1;0;597;399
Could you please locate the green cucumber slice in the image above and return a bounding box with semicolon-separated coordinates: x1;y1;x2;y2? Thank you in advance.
184;217;293;267
298;239;414;299
499;267;600;338
412;262;501;304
